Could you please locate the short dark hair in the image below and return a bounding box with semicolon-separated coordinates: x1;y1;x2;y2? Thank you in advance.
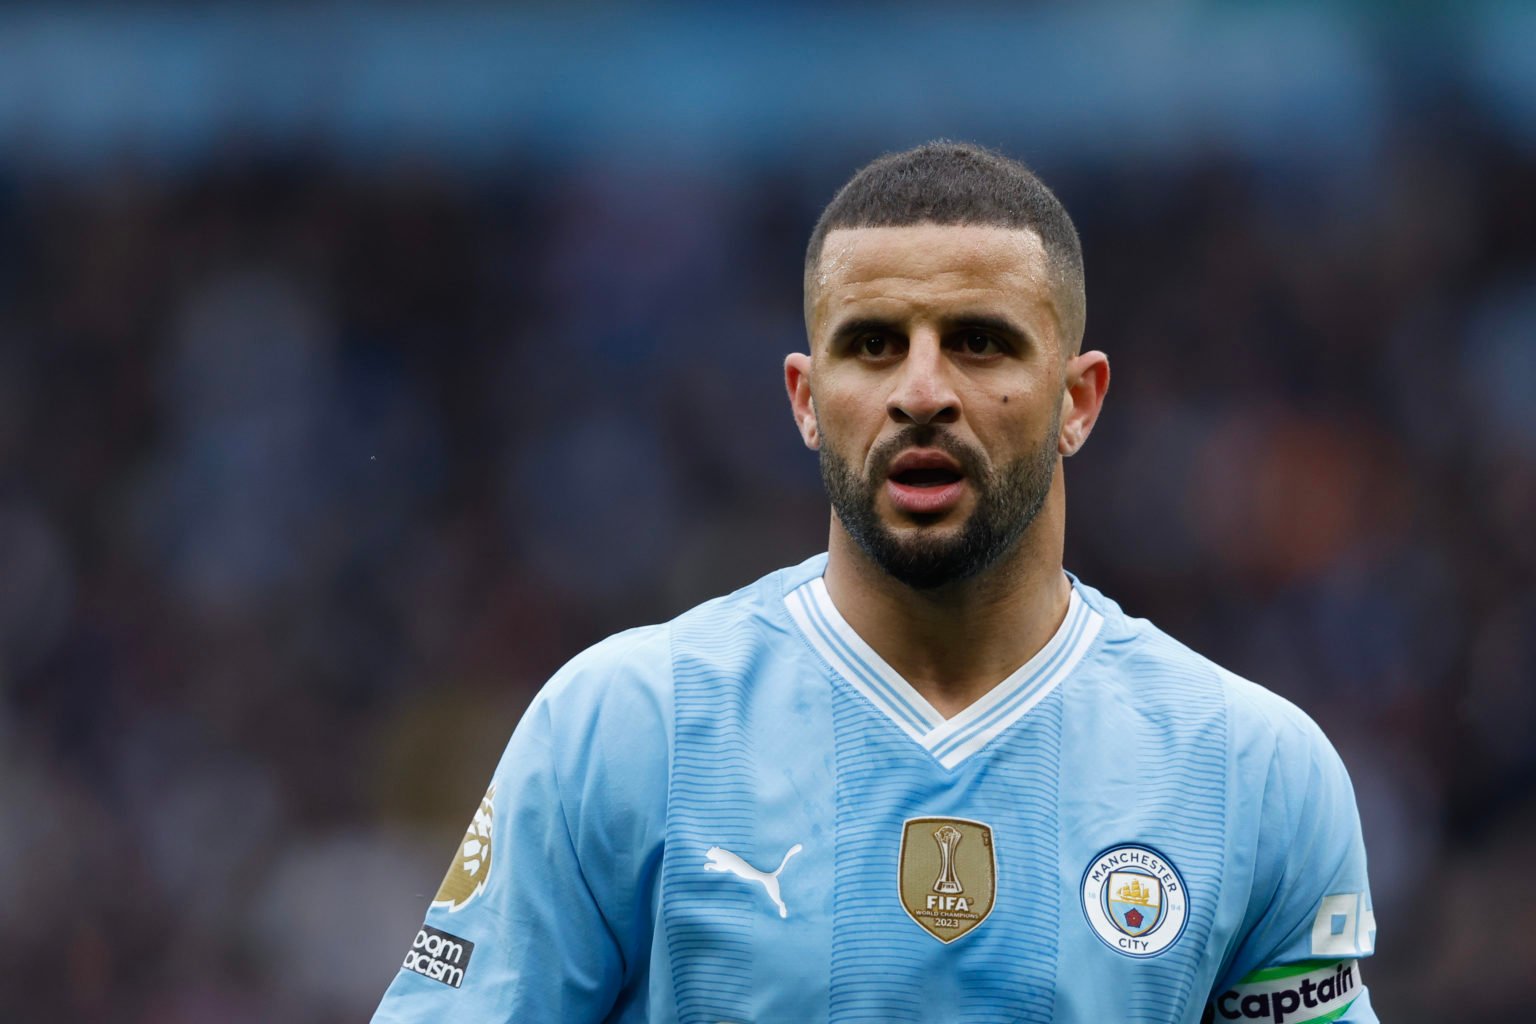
804;141;1086;349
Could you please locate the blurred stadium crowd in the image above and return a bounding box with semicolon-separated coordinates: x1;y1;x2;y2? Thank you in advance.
2;16;1535;1024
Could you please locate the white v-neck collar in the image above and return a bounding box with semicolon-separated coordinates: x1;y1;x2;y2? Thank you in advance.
785;573;1102;769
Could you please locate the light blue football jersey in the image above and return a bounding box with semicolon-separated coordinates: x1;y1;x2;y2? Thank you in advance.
373;554;1377;1024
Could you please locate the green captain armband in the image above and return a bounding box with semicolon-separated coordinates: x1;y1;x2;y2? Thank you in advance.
1205;960;1363;1024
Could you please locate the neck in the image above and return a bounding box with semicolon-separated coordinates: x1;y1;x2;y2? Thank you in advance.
821;495;1071;719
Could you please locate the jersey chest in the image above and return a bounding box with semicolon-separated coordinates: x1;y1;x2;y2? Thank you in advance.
652;660;1241;1024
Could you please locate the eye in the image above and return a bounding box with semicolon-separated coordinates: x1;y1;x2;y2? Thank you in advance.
859;335;891;357
957;331;1002;356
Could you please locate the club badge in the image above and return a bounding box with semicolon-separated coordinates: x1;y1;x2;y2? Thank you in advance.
1080;843;1189;957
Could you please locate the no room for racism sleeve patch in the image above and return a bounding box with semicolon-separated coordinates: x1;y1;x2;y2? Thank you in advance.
401;925;476;989
1203;960;1363;1024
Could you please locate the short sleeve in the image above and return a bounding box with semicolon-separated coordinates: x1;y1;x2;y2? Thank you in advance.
1207;708;1378;1024
371;627;672;1023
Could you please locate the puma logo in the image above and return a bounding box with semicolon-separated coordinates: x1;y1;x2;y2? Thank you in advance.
703;843;804;918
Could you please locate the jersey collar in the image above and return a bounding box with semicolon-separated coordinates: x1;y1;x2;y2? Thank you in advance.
784;573;1102;769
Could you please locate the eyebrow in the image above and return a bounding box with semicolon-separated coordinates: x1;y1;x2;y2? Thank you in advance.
944;313;1031;346
827;317;902;349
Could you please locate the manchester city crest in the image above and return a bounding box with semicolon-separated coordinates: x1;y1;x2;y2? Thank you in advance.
1106;870;1164;937
1080;844;1189;957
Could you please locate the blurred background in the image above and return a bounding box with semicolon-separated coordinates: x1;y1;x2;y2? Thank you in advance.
1;2;1532;1020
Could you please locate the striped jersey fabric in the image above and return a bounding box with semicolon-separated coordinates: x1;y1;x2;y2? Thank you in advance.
372;553;1377;1024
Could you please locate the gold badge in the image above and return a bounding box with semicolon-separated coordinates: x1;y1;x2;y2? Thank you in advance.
433;785;495;912
898;817;997;942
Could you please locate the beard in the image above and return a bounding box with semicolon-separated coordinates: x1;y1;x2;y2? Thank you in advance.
819;420;1059;591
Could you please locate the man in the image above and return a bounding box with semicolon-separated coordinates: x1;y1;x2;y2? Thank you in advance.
373;142;1377;1023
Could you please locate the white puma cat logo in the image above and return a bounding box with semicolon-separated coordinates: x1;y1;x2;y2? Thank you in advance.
703;843;804;918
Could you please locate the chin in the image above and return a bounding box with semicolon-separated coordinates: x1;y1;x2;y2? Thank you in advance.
864;532;982;590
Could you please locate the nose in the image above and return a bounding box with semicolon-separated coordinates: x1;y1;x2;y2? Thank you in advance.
887;333;960;426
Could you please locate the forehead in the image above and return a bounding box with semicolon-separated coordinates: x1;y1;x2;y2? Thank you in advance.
810;223;1058;339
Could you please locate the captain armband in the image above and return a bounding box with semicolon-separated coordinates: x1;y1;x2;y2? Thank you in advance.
1204;960;1363;1024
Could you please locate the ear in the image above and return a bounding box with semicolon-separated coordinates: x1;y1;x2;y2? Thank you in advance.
784;352;819;450
1058;350;1110;457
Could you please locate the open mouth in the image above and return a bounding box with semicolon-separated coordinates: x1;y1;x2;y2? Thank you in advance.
890;467;963;488
884;449;969;515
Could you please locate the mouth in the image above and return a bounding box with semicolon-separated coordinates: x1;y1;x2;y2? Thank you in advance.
889;466;964;488
884;449;968;515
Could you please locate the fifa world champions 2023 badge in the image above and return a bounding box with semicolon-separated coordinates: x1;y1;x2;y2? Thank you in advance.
1080;844;1190;957
898;817;998;943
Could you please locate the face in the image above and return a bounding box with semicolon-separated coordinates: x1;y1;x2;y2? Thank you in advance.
787;223;1105;590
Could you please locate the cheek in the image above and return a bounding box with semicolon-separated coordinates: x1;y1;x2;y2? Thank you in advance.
978;393;1062;458
990;372;1061;426
811;379;884;439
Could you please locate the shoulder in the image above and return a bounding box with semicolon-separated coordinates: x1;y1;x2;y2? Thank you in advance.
531;554;825;732
1075;578;1340;768
533;621;675;723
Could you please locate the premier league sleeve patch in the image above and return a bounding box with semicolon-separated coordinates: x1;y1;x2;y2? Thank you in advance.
1080;844;1190;957
432;784;495;912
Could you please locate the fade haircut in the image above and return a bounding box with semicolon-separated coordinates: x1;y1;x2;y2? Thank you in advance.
804;141;1086;351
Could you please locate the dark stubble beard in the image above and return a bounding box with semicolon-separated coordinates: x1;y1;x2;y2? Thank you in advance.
819;420;1060;591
